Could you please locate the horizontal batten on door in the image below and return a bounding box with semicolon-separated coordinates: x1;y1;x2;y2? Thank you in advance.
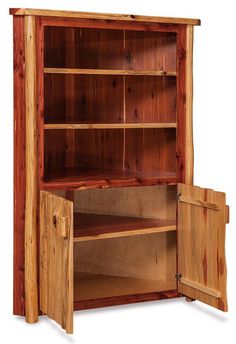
179;195;219;211
180;277;221;298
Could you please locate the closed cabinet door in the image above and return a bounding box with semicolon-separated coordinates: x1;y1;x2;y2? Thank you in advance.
40;191;74;333
177;183;229;311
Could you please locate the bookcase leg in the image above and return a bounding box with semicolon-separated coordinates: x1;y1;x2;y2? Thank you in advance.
185;296;196;302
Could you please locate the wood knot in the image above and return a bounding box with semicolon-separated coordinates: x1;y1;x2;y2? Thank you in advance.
53;215;57;228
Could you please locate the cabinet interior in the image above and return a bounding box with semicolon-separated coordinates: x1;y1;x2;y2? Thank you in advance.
55;185;177;305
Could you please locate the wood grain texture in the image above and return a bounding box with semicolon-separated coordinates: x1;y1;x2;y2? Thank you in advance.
9;8;201;26
65;28;76;171
74;231;176;286
180;277;221;298
40;191;73;334
74;185;177;220
124;31;176;71
44;74;176;125
125;76;176;123
44;127;177;188
44;123;177;129
44;68;176;76
179;195;219;210
176;26;186;183
74;272;176;300
177;184;228;311
41;17;181;33
44;168;177;190
74;290;180;310
13;16;26;316
44;27;177;72
185;25;194;184
36;17;44;189
44;74;123;124
24;15;38;323
73;213;176;242
124;128;176;173
225;205;230;224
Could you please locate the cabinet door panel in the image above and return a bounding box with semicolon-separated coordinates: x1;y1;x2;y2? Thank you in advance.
40;191;73;333
177;184;228;311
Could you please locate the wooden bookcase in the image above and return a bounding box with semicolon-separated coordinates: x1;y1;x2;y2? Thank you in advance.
11;8;229;334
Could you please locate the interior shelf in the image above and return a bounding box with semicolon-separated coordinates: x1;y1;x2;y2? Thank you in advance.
73;213;176;242
44;123;177;129
44;68;176;77
74;272;177;301
44;168;177;190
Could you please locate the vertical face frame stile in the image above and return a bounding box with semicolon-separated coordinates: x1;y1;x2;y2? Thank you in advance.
12;12;195;319
24;15;39;323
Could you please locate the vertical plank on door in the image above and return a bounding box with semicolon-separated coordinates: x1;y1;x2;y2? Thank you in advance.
178;184;228;311
40;191;73;334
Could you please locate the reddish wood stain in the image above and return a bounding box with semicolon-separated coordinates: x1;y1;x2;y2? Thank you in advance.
202;249;208;285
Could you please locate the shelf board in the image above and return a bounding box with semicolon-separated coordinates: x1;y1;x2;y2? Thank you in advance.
73;213;176;242
74;272;177;301
44;168;178;190
44;122;177;130
44;68;177;77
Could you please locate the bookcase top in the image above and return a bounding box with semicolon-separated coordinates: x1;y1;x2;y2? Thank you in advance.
9;8;201;26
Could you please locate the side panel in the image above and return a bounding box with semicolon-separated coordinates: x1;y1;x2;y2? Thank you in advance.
40;191;73;333
13;15;26;316
177;183;228;311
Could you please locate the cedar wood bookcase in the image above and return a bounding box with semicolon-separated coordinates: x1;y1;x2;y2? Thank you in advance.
10;8;229;334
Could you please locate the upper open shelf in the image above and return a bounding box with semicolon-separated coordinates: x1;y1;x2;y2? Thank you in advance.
43;26;178;189
73;212;176;242
44;27;177;72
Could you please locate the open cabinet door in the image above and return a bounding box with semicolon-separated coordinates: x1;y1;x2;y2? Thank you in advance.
177;184;228;311
40;191;73;333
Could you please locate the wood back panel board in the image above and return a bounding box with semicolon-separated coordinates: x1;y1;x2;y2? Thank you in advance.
74;185;177;219
44;128;176;175
44;74;176;124
74;231;176;288
44;27;176;70
177;184;228;311
40;191;73;333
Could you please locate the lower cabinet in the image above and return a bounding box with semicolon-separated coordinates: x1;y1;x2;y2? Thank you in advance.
40;184;229;333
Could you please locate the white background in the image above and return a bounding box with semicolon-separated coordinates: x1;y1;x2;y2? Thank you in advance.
1;0;236;343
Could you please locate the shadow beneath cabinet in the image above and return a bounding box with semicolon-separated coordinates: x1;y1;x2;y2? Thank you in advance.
180;299;229;323
74;296;181;317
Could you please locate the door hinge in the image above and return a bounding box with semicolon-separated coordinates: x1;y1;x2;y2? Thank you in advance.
177;193;182;201
175;273;182;281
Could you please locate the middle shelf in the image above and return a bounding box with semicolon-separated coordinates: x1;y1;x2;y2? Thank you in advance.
44;122;177;130
44;168;177;190
73;212;176;242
